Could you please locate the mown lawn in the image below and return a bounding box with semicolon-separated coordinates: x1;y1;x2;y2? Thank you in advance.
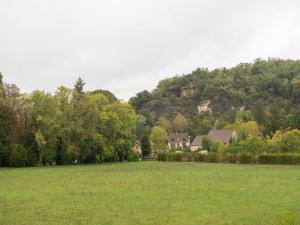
0;162;300;225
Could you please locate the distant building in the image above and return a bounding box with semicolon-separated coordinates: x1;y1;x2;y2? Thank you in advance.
181;84;196;97
190;129;237;151
197;100;212;115
133;140;142;155
190;135;204;151
168;133;190;150
208;129;237;144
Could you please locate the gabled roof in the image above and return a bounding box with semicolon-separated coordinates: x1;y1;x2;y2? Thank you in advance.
168;133;189;144
191;136;204;146
208;129;235;144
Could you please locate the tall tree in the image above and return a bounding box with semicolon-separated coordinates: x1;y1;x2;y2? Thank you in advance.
253;100;266;124
173;113;188;133
158;117;173;133
141;135;151;158
149;126;167;152
74;77;85;94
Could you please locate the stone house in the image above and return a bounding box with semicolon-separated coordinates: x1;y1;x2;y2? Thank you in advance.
168;133;190;150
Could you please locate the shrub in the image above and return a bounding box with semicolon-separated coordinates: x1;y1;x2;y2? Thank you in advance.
257;153;300;165
225;144;242;154
157;152;167;161
187;152;200;162
10;145;28;167
239;135;268;153
206;153;218;163
238;152;254;164
127;153;139;162
225;153;237;163
166;152;174;161
173;152;182;162
195;153;207;162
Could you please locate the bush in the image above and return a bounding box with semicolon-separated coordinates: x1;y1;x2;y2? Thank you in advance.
257;153;300;165
206;153;218;163
238;152;254;164
186;152;200;162
10;145;28;167
173;152;182;162
196;153;207;162
166;152;174;161
225;154;238;164
157;152;167;161
127;153;139;162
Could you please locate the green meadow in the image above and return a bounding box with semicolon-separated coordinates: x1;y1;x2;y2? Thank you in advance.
0;162;300;225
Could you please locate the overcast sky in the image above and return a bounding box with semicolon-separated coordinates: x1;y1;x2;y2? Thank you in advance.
1;0;300;100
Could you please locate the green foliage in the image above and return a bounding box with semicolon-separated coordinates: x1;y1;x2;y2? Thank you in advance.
9;145;27;167
127;153;139;162
239;135;268;153
238;152;254;164
141;135;151;157
225;153;238;163
271;129;300;153
202;136;222;152
0;75;138;167
130;59;300;137
173;113;188;133
129;90;152;111
74;77;85;94
257;153;300;165
206;152;219;162
157;152;167;161
149;126;167;151
173;152;183;162
88;89;117;102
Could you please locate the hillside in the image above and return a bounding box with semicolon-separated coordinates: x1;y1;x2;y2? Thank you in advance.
129;58;300;136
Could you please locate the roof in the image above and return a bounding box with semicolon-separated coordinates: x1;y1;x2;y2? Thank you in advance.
168;133;189;144
191;136;204;146
208;129;235;144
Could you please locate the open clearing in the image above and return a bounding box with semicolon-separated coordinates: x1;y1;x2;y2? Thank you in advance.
0;162;300;225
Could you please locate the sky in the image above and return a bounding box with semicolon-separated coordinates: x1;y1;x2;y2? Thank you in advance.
1;0;300;100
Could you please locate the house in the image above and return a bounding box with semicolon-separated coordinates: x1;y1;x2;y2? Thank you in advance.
190;129;237;151
168;133;190;150
208;129;237;144
197;100;212;115
133;140;142;155
181;84;196;97
190;135;204;151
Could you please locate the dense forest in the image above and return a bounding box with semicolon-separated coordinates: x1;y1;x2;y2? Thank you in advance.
0;75;138;167
130;58;300;137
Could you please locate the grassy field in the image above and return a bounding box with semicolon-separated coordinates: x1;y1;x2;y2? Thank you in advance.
0;162;300;225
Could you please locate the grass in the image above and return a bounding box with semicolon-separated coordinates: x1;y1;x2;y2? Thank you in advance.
0;162;300;225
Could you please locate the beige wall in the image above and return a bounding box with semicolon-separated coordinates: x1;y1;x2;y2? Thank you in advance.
190;145;201;152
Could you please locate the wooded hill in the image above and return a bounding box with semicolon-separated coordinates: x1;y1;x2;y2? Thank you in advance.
129;58;300;137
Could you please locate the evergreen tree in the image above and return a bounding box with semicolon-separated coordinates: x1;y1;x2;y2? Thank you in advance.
74;77;85;94
141;135;151;158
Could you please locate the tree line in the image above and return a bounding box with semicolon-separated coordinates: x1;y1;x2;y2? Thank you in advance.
0;74;137;167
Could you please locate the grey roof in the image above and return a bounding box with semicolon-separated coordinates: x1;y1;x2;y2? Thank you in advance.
168;133;189;144
191;136;204;146
208;129;235;144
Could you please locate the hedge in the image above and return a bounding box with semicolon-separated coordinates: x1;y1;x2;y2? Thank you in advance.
157;152;300;165
127;153;139;162
257;153;300;165
238;152;255;164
